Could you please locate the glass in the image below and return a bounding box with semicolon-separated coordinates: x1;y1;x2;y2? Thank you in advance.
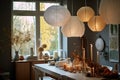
13;1;36;11
12;16;36;58
40;2;59;11
40;16;59;54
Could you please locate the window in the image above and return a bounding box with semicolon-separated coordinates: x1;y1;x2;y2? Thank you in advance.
40;16;59;52
12;1;66;59
12;16;36;56
40;2;59;11
13;2;36;11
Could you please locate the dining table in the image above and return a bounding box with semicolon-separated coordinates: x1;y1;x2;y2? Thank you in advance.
33;63;105;80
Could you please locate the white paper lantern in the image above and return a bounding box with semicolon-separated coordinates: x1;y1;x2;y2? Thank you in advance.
44;5;71;27
99;0;120;24
88;15;106;32
77;6;95;22
61;16;85;37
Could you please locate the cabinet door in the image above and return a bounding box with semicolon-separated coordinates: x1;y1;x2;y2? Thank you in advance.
16;62;30;80
31;61;45;80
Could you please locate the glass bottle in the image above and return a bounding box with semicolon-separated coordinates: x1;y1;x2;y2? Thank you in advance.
30;47;34;57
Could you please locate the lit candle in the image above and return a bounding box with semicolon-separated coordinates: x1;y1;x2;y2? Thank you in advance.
90;44;93;61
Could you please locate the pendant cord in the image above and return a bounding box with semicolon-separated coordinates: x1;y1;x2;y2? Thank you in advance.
72;0;73;15
97;0;99;15
85;0;87;6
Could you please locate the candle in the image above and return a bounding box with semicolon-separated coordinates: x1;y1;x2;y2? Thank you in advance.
82;48;85;60
91;67;95;76
82;48;86;71
90;44;93;61
97;51;99;63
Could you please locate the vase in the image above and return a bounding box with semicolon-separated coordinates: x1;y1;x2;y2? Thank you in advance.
30;47;34;57
13;51;19;61
38;51;43;59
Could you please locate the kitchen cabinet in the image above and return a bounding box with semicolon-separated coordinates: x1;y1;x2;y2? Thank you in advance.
15;60;49;80
16;61;30;80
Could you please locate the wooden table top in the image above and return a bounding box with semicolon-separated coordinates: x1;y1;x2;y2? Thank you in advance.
34;64;103;80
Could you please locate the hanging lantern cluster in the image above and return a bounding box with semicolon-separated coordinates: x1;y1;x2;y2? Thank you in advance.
77;0;106;32
44;0;120;37
44;4;85;37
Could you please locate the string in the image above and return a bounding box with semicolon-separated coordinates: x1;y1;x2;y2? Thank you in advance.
70;0;73;35
97;0;99;15
72;0;73;15
85;0;87;6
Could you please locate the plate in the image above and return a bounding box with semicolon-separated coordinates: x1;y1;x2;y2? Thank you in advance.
95;37;104;51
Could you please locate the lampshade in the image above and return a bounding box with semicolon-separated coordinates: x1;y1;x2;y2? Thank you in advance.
88;15;106;32
77;6;95;22
44;5;71;27
99;0;120;24
61;16;85;37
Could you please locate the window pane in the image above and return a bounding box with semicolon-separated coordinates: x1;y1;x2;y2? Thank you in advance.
12;16;36;58
40;16;59;54
13;1;36;11
40;2;59;11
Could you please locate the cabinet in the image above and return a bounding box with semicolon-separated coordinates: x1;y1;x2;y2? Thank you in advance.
16;61;30;80
31;61;45;80
15;60;47;80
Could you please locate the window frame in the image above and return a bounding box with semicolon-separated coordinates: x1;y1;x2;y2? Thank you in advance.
12;0;68;58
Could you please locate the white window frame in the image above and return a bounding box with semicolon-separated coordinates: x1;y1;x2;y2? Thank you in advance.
12;0;68;58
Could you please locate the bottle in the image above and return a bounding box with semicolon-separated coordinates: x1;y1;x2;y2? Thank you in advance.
30;47;34;57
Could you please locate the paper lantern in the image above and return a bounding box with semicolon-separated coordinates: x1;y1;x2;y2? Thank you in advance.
88;16;106;32
77;6;95;22
99;0;120;24
44;5;71;27
61;16;85;37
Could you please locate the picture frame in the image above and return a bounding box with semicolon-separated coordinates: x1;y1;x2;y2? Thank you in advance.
109;24;119;62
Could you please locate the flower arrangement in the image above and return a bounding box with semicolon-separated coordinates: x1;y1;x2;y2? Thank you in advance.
11;28;31;52
38;44;47;59
38;44;47;52
38;47;44;52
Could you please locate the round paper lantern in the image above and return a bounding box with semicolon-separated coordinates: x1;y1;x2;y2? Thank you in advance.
44;5;71;27
99;0;120;24
88;15;106;32
61;16;85;37
77;6;95;22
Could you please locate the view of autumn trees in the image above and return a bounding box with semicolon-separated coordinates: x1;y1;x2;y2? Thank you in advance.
12;2;59;57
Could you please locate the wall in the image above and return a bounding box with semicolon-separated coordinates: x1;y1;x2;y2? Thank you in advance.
0;0;11;73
